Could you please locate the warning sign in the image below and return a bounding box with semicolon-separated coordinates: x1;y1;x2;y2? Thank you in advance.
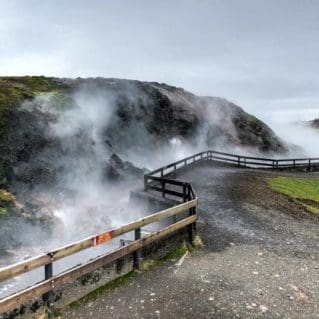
93;231;112;246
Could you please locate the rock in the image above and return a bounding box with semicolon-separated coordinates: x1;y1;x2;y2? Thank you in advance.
104;153;144;181
110;153;124;170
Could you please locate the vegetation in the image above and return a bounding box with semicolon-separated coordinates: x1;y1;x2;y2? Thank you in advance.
244;114;259;124
0;189;15;216
70;271;137;308
267;176;319;216
0;76;69;134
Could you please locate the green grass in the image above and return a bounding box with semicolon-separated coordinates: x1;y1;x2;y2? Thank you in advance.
267;176;319;216
268;177;319;202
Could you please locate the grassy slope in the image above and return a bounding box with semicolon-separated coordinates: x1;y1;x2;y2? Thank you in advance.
0;76;68;135
267;176;319;216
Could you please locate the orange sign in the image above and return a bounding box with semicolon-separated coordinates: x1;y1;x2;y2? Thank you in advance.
93;231;112;245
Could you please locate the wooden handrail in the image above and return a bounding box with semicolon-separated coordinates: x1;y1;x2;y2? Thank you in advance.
0;199;197;284
145;150;319;186
0;214;197;314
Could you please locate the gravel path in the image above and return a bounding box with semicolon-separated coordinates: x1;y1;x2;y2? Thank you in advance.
62;166;319;319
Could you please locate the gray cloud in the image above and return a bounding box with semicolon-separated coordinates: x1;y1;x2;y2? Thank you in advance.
1;0;319;120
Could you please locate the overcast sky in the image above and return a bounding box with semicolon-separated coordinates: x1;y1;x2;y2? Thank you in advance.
1;0;319;121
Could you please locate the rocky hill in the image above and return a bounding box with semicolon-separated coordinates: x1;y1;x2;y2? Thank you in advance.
0;76;287;191
0;76;286;250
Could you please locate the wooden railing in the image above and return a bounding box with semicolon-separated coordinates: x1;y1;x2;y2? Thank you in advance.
144;149;319;192
1;148;317;316
0;198;197;315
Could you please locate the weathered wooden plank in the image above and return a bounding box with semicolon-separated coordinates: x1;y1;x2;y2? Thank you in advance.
112;199;197;237
0;214;197;314
0;199;197;283
0;255;50;283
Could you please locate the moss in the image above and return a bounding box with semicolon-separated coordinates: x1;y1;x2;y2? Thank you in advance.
68;239;203;310
141;240;201;272
267;176;319;216
244;114;259;124
0;189;15;206
0;76;67;92
0;189;15;216
69;271;137;309
193;234;204;248
0;76;69;135
141;259;161;271
160;242;190;261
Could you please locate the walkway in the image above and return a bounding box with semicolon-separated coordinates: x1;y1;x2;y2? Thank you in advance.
63;165;319;319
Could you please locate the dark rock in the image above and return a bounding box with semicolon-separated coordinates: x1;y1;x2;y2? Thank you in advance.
104;162;121;180
110;153;125;170
104;153;144;181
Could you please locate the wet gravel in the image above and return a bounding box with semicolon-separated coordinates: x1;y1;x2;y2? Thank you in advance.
63;165;319;319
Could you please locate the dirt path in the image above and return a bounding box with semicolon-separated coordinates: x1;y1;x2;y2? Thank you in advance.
62;166;319;319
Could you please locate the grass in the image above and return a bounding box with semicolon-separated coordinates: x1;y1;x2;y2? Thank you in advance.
267;176;319;216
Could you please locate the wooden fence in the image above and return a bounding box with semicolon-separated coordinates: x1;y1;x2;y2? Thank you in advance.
1;148;317;316
144;149;319;191
0;186;197;315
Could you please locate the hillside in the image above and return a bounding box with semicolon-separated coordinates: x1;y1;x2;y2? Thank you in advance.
0;76;286;250
0;76;285;187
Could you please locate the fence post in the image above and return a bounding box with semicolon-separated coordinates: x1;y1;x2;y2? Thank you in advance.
309;159;311;171
144;175;148;191
186;186;195;244
162;179;166;198
133;228;141;270
43;257;54;318
237;156;240;167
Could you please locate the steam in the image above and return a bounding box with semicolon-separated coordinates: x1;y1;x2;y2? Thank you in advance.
5;82;318;255
2;80;319;299
14;82;319;250
258;109;319;157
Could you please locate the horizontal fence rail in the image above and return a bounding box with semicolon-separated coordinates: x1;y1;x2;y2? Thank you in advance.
144;149;319;192
0;198;198;315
